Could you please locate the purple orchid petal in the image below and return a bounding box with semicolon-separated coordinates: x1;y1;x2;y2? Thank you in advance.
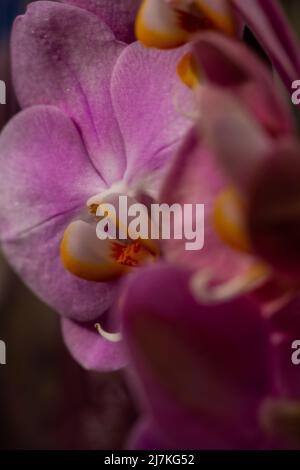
12;1;126;185
122;264;275;449
62;317;126;371
275;333;300;402
60;0;141;43
111;42;193;184
233;0;300;88
0;1;194;330
192;31;271;87
3;213;116;322
160;127;254;281
192;32;294;136
271;297;300;339
0;105;115;321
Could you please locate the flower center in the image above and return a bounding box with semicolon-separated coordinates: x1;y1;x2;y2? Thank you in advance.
60;183;159;282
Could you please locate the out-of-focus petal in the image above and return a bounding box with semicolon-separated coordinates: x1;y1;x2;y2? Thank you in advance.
247;141;300;279
61;0;141;43
122;264;275;449
0;105;114;321
197;86;272;194
233;0;300;88
0;105;101;239
128;420;172;450
195;0;236;35
135;0;236;49
12;1;126;184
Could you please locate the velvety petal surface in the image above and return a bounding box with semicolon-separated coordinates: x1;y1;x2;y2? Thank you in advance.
122;264;275;449
111;42;193;185
12;1;126;185
62;316;126;371
192;32;294;137
0;105;115;320
61;0;141;43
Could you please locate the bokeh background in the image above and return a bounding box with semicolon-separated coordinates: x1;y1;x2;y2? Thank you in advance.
0;0;136;450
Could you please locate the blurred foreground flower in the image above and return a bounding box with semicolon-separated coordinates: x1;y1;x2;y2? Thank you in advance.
60;0;141;43
0;1;192;370
160;32;300;314
136;0;300;89
122;264;300;450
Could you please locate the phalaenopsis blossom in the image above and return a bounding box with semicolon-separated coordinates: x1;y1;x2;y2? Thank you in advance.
0;0;192;370
121;263;300;450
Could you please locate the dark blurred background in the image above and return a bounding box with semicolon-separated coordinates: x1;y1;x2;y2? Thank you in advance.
0;0;136;450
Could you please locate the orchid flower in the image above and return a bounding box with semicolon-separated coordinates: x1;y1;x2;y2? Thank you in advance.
0;1;192;370
135;0;300;91
122;263;300;450
160;32;300;313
